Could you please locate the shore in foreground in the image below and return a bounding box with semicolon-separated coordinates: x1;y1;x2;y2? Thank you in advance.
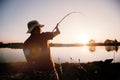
0;59;120;80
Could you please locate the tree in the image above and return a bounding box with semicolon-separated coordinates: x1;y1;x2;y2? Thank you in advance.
89;39;95;44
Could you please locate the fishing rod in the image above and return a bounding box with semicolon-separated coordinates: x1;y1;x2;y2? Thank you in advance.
52;12;84;79
52;12;83;32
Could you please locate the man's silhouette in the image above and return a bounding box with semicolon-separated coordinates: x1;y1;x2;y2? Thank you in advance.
23;20;60;80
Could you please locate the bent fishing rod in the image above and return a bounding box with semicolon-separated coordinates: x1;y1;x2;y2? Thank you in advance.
52;12;87;79
52;12;83;32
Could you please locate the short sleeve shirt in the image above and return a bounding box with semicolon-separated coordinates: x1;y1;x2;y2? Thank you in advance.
23;32;55;70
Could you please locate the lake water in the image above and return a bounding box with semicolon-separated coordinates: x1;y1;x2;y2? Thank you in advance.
0;46;120;63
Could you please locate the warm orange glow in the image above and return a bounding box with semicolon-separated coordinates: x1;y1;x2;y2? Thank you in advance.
76;35;90;44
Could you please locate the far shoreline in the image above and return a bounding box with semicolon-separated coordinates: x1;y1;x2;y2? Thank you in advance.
0;42;120;49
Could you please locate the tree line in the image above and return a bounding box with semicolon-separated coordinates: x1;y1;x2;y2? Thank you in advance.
0;39;120;49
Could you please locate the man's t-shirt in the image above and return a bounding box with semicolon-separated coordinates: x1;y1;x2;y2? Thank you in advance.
23;32;55;70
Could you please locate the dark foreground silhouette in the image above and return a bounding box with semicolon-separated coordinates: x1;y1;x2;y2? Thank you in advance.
0;59;120;80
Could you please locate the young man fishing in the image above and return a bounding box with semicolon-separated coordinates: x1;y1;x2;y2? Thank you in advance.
23;20;60;80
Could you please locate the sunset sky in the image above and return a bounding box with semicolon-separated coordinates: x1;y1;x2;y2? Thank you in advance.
0;0;120;43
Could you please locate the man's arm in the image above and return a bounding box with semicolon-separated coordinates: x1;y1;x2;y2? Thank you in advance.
53;24;60;37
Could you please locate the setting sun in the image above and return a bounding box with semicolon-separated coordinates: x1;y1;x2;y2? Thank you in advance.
76;35;90;44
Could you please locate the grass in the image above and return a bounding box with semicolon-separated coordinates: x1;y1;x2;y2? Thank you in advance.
0;59;120;80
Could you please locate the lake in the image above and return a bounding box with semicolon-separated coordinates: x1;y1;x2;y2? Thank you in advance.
0;46;120;63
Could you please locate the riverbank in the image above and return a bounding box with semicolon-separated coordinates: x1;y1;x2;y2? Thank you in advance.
0;42;120;49
0;59;120;80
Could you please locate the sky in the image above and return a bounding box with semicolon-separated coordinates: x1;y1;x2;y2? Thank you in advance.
0;0;120;43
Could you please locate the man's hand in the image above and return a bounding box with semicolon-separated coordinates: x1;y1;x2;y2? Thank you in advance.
55;23;59;29
53;23;60;37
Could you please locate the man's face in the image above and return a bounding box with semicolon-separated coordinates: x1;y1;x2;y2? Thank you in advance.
31;26;42;34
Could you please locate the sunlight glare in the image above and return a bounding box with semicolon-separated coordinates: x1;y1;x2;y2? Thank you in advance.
76;35;90;44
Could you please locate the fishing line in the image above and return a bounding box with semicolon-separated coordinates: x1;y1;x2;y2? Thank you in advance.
52;11;83;32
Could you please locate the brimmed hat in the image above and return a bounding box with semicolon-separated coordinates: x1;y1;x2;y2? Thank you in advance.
27;20;44;33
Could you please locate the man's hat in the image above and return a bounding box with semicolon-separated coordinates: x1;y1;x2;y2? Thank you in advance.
27;20;44;33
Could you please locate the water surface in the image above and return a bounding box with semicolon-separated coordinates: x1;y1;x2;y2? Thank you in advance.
0;46;120;63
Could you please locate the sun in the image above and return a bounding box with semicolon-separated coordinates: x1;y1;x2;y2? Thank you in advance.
76;35;90;44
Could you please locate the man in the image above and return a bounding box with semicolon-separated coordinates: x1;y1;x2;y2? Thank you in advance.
23;20;60;80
